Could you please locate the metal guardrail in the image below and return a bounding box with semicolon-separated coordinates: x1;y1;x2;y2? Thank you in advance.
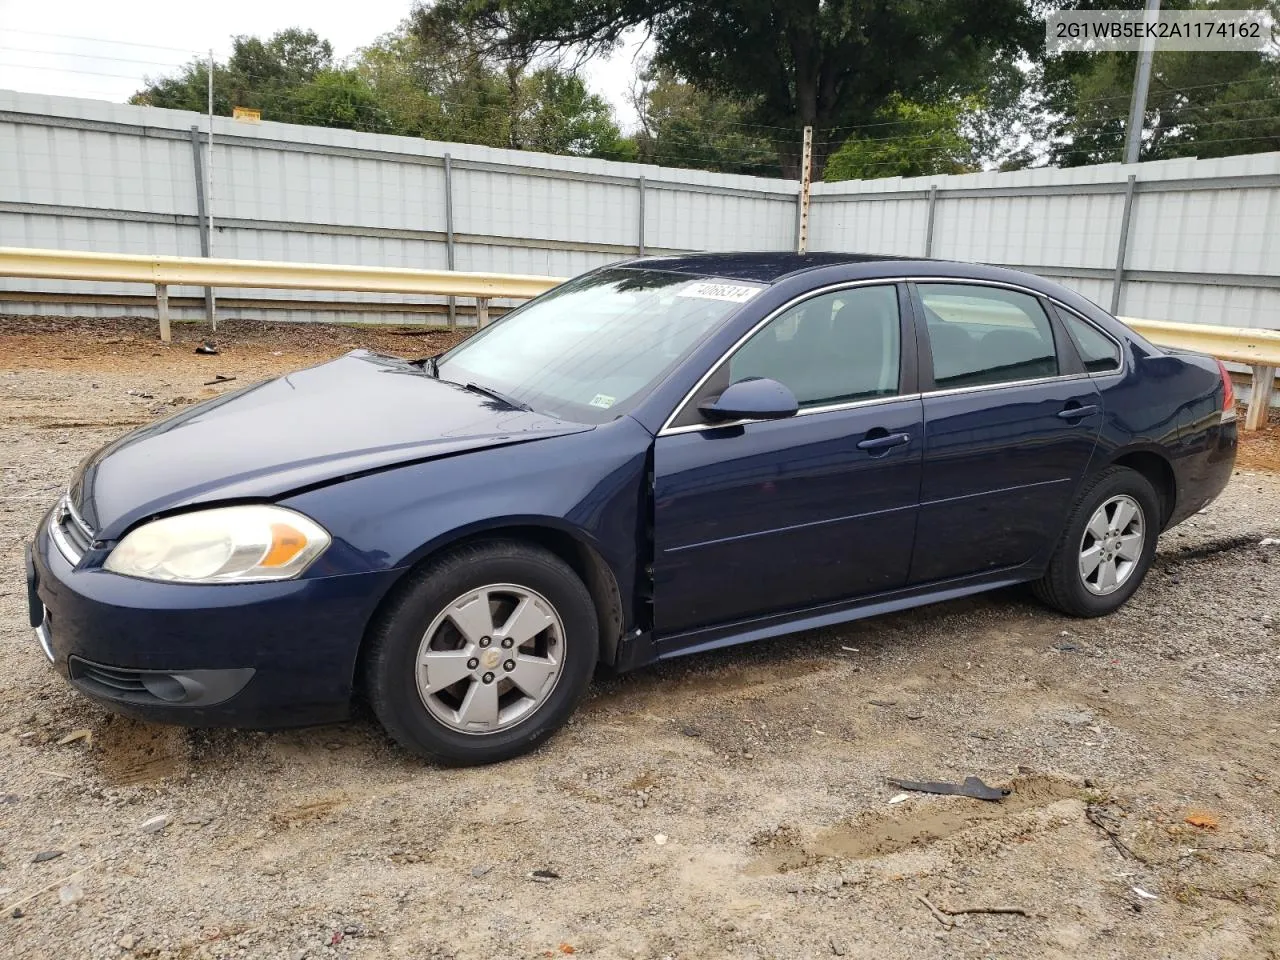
0;247;1274;430
0;246;562;340
0;247;562;298
1123;317;1279;431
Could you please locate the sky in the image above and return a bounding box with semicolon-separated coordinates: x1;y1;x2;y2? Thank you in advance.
0;0;647;128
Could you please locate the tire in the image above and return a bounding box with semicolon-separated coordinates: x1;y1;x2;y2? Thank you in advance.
1032;466;1161;618
363;539;598;765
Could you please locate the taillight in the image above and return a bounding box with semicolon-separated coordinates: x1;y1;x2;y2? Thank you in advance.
1216;360;1237;421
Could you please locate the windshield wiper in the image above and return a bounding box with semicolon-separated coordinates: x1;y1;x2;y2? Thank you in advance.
463;381;532;412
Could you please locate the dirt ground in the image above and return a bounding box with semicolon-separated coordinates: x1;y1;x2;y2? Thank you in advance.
2;317;1279;960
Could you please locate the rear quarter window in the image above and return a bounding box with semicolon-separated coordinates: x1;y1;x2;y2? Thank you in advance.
1061;313;1122;373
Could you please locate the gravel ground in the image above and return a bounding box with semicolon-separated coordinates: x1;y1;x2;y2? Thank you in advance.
1;318;1279;960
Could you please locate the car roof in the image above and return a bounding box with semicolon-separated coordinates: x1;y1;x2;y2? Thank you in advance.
620;252;914;284
615;251;1128;333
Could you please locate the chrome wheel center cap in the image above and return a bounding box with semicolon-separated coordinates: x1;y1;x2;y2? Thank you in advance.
481;649;501;670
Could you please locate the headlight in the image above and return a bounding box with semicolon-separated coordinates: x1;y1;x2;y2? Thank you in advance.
104;505;331;583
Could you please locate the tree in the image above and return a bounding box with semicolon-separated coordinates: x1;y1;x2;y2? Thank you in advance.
355;20;631;156
132;25;632;156
289;70;396;133
823;96;981;181
133;29;337;120
630;66;781;176
516;69;637;157
416;0;1042;177
1041;0;1280;165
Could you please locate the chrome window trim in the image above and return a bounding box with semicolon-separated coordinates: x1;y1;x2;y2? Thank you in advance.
922;372;1092;399
658;274;1127;437
661;391;922;437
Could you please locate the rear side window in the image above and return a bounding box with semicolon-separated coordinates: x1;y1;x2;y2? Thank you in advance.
728;285;901;408
1061;312;1122;373
918;284;1059;389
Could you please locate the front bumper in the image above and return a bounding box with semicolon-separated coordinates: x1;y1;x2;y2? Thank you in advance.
27;516;403;728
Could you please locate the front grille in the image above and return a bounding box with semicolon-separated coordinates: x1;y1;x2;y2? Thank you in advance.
49;496;94;564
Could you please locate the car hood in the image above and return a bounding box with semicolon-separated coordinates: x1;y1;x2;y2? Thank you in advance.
71;350;591;539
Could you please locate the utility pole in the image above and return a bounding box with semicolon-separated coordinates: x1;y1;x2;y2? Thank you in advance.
207;49;217;331
1123;0;1160;164
796;125;813;254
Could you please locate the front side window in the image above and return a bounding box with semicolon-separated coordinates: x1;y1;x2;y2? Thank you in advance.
919;284;1059;389
436;268;761;424
726;285;902;408
1061;312;1122;373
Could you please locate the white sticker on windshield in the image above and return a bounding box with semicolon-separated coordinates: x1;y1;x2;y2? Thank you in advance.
589;393;616;409
677;281;763;304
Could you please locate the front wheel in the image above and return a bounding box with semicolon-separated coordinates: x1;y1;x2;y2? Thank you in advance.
1033;466;1161;617
363;540;598;765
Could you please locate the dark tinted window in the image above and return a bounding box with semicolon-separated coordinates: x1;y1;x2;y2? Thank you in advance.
728;285;901;408
1062;313;1122;373
919;284;1058;389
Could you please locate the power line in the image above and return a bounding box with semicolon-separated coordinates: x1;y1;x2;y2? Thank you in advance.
0;46;193;70
0;28;203;55
0;59;153;81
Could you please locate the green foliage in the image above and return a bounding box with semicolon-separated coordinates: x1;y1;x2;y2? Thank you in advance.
823;97;981;181
418;0;1041;176
131;25;630;157
631;67;780;176
124;2;1280;178
288;70;396;133
1042;0;1280;165
131;29;397;133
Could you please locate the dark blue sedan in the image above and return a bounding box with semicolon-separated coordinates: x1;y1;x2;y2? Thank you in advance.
27;253;1238;764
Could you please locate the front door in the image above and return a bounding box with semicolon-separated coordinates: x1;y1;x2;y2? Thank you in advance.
652;283;923;639
909;281;1104;584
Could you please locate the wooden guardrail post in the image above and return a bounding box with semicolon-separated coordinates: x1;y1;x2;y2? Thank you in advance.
1246;365;1275;431
155;283;171;343
476;297;490;328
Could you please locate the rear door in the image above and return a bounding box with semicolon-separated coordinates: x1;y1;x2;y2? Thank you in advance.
909;281;1103;584
652;283;923;639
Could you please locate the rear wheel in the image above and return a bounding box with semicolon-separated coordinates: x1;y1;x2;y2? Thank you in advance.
1033;466;1160;617
363;540;598;765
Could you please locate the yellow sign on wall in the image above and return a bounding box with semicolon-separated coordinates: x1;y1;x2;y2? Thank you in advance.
232;106;262;123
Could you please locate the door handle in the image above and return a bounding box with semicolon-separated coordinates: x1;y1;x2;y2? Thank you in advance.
856;432;911;451
1057;404;1100;420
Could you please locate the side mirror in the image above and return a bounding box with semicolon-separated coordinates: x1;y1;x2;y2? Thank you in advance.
698;377;799;424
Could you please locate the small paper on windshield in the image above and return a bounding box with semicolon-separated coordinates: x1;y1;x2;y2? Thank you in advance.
676;281;764;304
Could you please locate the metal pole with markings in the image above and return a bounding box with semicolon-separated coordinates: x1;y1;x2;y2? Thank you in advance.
796;126;813;254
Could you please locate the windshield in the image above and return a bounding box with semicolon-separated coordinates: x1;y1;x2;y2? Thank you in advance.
435;268;764;425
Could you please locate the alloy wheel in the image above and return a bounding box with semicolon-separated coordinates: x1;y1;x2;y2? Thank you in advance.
415;583;565;734
1078;495;1145;596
